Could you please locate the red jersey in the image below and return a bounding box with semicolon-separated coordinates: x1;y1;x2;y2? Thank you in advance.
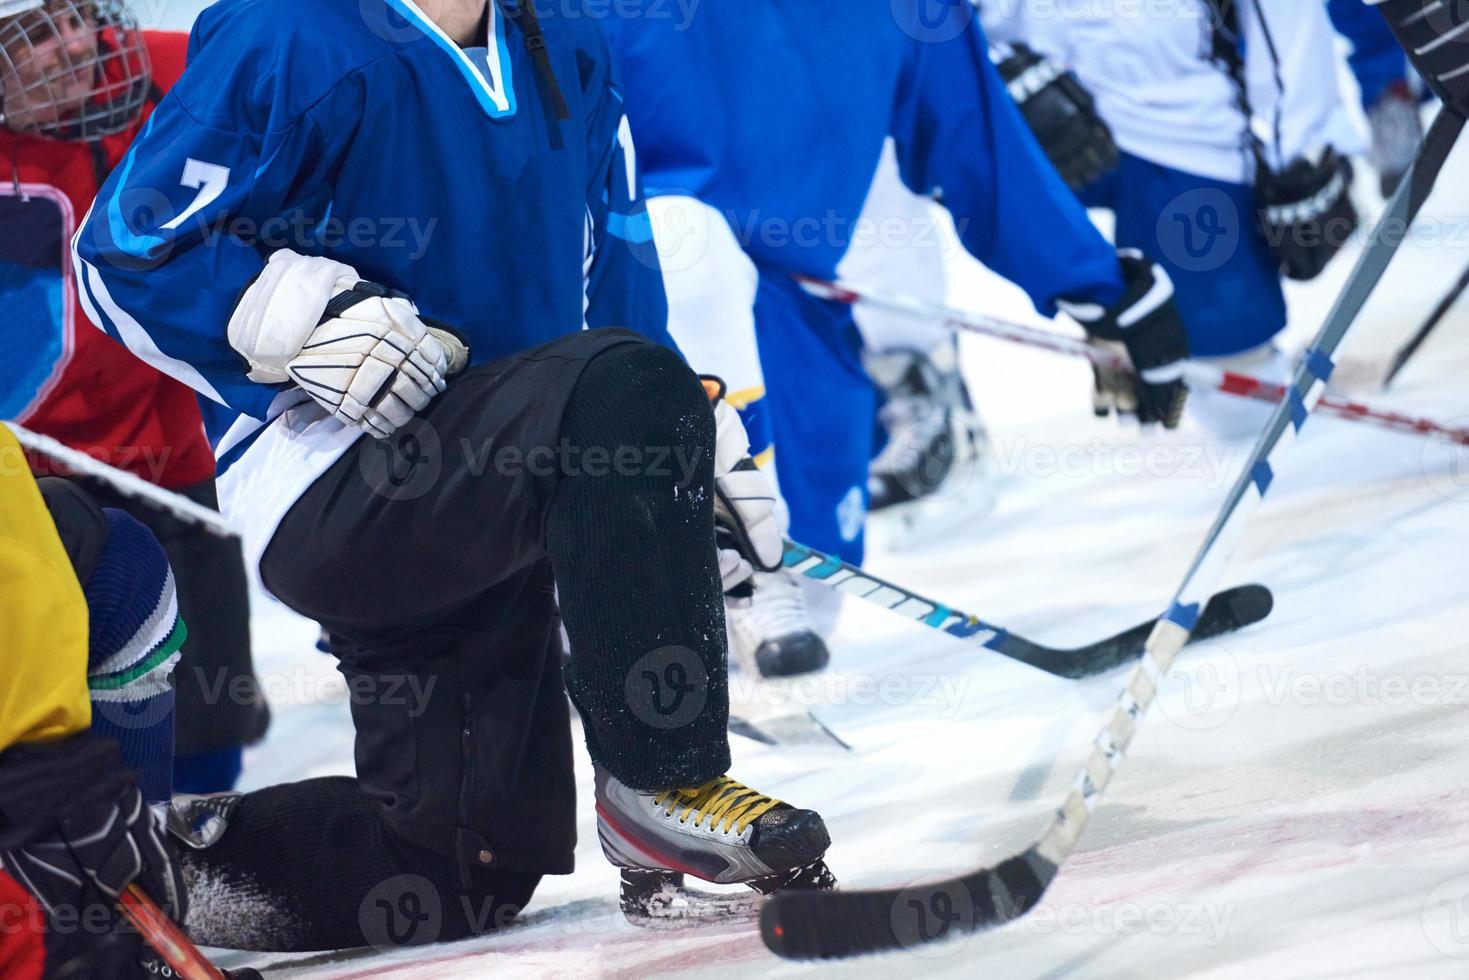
3;30;216;489
0;869;44;980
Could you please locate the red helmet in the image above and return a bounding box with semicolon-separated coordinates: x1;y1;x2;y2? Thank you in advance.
0;0;151;141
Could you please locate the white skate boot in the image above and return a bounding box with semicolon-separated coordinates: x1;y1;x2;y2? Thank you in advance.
727;568;830;678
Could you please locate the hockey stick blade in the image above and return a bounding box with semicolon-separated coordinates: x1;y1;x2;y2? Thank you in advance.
782;540;1272;679
760;847;1057;960
755;587;1262;961
997;583;1273;679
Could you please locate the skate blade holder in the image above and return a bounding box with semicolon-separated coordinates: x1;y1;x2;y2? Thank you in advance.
618;862;837;927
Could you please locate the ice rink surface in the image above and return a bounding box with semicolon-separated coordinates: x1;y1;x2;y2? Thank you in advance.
139;3;1469;975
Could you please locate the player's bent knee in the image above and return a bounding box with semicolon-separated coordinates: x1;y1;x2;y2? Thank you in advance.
565;340;714;460
179;776;544;952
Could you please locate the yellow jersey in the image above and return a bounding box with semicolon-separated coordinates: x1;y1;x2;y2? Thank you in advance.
0;425;89;750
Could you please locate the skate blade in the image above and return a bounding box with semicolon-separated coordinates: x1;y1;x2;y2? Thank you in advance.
619;870;762;928
728;707;851;751
620;861;837;928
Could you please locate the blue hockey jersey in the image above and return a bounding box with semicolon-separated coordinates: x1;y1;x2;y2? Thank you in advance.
600;0;1123;312
73;0;669;423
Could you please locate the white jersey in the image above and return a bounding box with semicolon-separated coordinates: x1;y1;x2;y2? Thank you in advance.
840;141;954;355
983;0;1363;184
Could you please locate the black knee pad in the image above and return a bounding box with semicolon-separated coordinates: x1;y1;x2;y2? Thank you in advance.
551;341;732;790
562;341;715;467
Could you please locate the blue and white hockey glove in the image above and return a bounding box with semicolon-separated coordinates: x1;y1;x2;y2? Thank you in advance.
704;376;785;599
228;250;468;438
1059;251;1191;429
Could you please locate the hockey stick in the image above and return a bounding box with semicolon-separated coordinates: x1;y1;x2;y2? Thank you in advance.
4;422;238;537
781;540;1271;680
1383;257;1469;388
797;278;1469;447
761;106;1467;961
118;883;225;980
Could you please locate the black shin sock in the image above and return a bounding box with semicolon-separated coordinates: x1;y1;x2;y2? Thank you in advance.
549;343;731;790
180;777;540;952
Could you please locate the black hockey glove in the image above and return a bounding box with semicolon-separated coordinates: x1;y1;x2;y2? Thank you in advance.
0;736;187;980
1058;251;1190;429
1371;0;1469;116
1256;148;1359;281
995;42;1119;190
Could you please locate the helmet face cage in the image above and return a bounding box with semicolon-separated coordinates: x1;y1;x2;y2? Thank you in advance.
0;0;150;141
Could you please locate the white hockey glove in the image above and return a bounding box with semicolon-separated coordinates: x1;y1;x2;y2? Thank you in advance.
227;250;469;438
704;376;785;599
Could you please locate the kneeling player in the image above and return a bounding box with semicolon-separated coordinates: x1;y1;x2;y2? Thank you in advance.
73;0;832;950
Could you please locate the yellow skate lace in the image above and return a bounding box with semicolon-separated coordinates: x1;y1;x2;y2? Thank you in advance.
653;776;783;835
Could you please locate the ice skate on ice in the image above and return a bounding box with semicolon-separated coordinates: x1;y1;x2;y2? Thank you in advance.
727;569;831;678
1368;80;1424;199
865;344;995;551
595;767;835;925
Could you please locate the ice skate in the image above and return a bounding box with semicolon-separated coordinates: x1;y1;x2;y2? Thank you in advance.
595;767;836;925
727;568;831;678
865;344;995;551
1368;80;1424;198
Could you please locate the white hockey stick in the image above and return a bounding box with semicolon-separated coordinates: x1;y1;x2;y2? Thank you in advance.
4;421;238;538
797;277;1469;447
